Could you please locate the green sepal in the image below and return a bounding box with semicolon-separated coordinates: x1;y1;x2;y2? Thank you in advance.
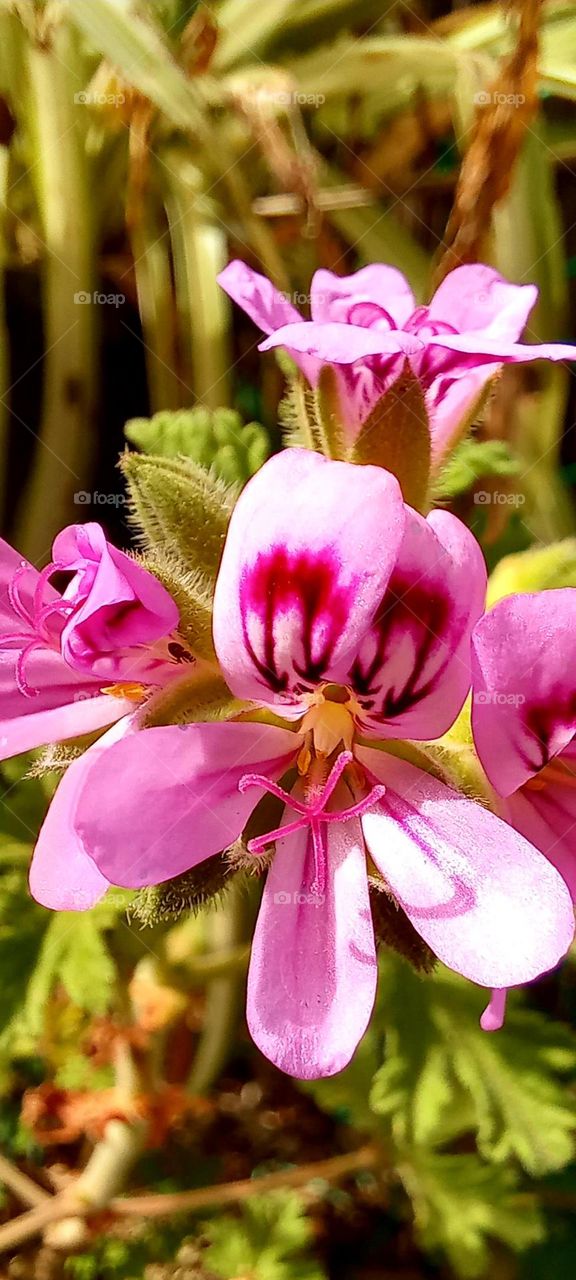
487;537;576;607
124;406;270;486
119;451;235;583
136;548;216;662
370;883;437;974
350;368;431;511
142;665;240;729
129;855;231;926
313;365;348;460
433;438;520;503
279;376;322;452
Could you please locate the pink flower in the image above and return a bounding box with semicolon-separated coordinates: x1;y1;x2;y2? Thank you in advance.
73;452;574;1078
0;522;185;911
218;260;576;463
472;589;576;902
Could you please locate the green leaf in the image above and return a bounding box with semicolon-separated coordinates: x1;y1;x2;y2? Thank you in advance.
487;537;576;607
298;1022;381;1131
68;0;208;135
433;438;520;502
125;406;271;485
0;869;49;1042
372;959;576;1175
203;1191;327;1280
404;1150;543;1279
23;904;120;1036
350;369;431;511
120;452;235;583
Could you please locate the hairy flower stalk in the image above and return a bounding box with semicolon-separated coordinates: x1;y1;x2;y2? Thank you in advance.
64;451;574;1079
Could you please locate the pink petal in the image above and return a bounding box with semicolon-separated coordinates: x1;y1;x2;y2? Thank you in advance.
0;676;130;762
502;763;576;900
351;506;486;740
54;524;179;681
310;265;416;329
217;260;320;383
428;265;537;340
247;814;377;1078
428;332;576;364
260;322;422;365
358;747;574;987
471;590;576;795
213;449;405;709
75;720;298;887
29;716;137;911
427;363;501;465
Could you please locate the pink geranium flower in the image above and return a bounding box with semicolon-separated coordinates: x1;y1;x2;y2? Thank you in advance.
72;452;574;1079
0;522;185;910
471;590;576;1032
218;260;576;462
472;589;576;901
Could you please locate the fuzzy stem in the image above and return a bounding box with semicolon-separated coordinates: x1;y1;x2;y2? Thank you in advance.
13;23;97;561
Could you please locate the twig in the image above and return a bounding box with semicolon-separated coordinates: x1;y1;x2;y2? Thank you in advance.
0;1143;380;1254
0;1154;50;1208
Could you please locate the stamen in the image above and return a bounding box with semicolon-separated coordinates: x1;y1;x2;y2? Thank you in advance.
8;562;35;627
15;639;46;697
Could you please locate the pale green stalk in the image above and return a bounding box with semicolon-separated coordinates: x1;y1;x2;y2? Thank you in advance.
130;205;182;412
164;158;232;408
187;880;249;1094
14;21;97;561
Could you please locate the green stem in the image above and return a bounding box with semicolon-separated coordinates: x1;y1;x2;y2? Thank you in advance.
130;204;182;413
13;22;97;562
164;158;232;409
187;880;249;1094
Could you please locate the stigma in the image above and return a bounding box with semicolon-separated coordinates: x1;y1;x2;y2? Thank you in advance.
299;684;356;758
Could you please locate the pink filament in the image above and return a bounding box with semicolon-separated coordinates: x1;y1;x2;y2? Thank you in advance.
239;750;386;894
2;559;72;697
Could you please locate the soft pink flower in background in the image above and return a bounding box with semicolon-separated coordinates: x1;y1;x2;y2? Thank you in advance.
71;451;574;1079
218;260;576;462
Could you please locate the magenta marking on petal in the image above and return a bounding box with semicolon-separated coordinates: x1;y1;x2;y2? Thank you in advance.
480;988;508;1032
351;572;451;719
240;547;355;694
348;301;396;331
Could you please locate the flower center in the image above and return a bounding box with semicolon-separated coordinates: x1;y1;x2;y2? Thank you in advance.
299;683;359;758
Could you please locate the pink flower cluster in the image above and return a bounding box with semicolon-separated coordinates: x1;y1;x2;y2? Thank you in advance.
219;259;576;462
2;261;576;1080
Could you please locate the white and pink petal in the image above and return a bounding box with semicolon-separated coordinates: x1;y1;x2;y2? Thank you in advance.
247;813;377;1078
357;748;574;988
